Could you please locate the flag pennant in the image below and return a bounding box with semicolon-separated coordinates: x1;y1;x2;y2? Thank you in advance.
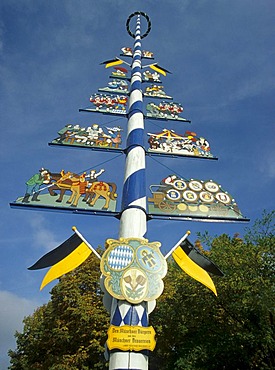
101;58;124;68
172;245;217;296
28;232;92;290
40;242;91;290
149;64;171;76
180;239;224;277
28;233;85;270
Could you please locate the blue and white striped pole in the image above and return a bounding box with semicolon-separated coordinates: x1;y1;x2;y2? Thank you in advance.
120;15;147;237
108;12;150;370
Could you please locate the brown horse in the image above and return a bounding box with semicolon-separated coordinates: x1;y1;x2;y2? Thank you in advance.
57;172;87;207
85;181;117;209
47;171;117;209
47;172;78;203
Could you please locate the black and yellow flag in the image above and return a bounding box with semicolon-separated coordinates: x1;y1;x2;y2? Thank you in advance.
100;58;124;68
29;232;91;290
172;239;223;296
180;239;224;277
149;63;171;76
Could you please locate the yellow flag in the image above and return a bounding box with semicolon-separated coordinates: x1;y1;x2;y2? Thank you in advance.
172;246;217;296
40;242;91;290
150;64;167;76
105;59;124;68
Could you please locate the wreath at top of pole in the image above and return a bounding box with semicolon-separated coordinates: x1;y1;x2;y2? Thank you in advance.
126;11;151;39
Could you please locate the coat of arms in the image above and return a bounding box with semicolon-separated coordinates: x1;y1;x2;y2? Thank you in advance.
100;238;167;304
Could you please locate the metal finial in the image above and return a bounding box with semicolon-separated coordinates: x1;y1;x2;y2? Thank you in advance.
126;11;151;39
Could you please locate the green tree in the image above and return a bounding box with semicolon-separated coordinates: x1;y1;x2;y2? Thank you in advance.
150;211;275;369
8;252;109;370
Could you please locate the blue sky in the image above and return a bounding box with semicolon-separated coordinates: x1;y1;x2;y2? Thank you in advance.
1;1;274;368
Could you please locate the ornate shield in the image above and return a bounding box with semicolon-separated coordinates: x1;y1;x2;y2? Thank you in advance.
100;238;167;304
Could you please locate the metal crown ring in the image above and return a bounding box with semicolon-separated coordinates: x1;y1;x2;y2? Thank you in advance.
126;11;151;39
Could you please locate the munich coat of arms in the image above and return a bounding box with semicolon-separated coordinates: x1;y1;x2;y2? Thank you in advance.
100;238;167;304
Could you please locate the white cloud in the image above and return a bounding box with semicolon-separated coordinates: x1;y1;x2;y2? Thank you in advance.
0;290;40;369
259;148;275;179
29;214;60;252
0;22;3;55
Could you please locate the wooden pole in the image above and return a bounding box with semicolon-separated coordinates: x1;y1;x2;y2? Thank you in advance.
108;12;149;370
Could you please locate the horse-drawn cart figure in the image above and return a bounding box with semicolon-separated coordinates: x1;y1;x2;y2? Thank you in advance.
12;168;118;213
148;185;179;213
148;176;246;221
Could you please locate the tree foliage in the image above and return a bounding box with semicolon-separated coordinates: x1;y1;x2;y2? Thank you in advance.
9;211;275;369
8;253;109;370
150;210;275;370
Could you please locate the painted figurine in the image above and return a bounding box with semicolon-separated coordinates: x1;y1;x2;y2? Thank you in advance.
22;168;50;203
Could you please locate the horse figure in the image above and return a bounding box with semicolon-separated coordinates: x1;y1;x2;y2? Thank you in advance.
47;171;117;209
47;172;76;202
85;181;117;209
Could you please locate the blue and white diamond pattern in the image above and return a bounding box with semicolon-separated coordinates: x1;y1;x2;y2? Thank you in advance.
111;299;148;327
108;245;134;270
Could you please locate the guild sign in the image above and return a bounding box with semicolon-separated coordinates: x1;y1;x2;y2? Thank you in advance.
147;130;215;159
148;175;247;221
11;168;118;213
107;325;156;352
51;124;123;150
100;238;167;304
146;101;190;122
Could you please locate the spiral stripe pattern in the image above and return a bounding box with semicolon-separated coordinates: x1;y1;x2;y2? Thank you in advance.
109;14;150;370
121;15;146;218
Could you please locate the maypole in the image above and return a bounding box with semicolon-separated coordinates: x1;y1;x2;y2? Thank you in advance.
120;12;147;243
109;12;150;369
10;9;250;370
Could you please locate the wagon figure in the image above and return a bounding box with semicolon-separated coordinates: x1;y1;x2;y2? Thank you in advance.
148;185;180;212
